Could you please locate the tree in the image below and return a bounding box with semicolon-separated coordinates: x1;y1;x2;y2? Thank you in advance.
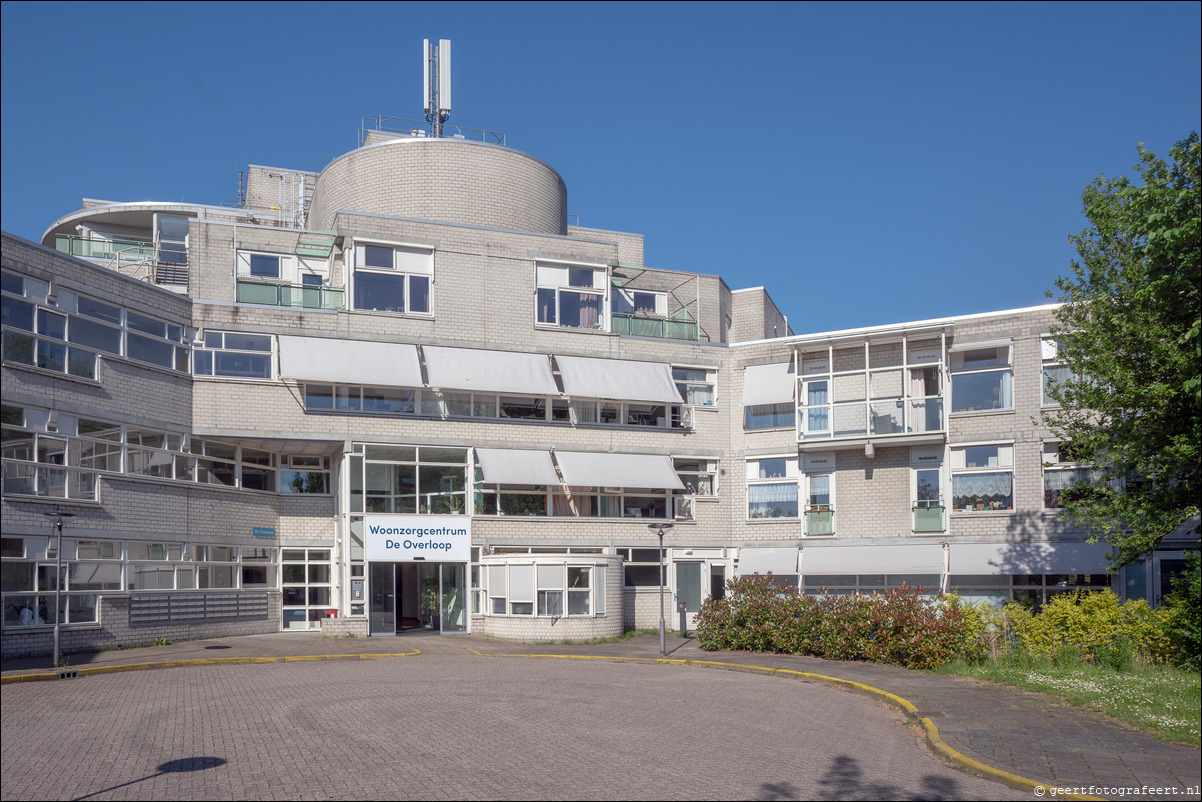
1044;133;1200;570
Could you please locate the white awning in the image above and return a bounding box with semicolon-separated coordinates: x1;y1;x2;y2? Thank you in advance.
736;548;799;577
278;336;422;387
948;337;1012;353
423;346;558;395
476;449;561;485
554;451;684;490
802;544;945;575
949;541;1112;575
741;362;796;406
555;355;681;404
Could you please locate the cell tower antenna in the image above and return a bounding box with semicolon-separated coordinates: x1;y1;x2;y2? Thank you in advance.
423;38;451;137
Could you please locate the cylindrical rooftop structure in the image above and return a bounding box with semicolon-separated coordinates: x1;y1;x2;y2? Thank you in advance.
307;137;567;234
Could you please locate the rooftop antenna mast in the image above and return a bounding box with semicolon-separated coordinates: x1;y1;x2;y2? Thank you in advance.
423;39;451;137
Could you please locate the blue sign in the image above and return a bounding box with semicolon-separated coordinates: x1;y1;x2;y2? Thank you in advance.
252;527;276;537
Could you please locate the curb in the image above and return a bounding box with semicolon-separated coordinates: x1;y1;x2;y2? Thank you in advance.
466;649;1106;802
0;649;422;684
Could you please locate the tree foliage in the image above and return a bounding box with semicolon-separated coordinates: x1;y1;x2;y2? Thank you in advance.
1044;134;1200;569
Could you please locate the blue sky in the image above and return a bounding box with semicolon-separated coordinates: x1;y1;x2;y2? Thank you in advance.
2;1;1199;334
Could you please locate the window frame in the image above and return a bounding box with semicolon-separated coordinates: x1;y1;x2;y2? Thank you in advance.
350;240;434;316
534;262;609;332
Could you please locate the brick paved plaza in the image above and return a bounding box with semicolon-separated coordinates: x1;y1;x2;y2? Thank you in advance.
1;640;1028;801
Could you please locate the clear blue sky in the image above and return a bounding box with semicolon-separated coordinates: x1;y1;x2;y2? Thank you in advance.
2;1;1199;334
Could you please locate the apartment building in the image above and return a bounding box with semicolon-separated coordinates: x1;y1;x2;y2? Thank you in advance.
3;119;1189;658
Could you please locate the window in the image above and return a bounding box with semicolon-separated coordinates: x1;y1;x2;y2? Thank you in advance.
193;331;272;379
804;473;834;535
349;444;468;515
744;403;795;430
536;264;607;330
2;273;187;378
618;547;665;587
352;242;433;314
282;548;332;630
747;457;799;519
951;443;1013;512
911;447;946;532
1041;337;1080;407
950;343;1012;412
673;366;716;406
281;455;331;494
1042;442;1104;509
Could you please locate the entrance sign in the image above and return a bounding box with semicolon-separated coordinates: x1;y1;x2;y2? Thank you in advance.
364;515;471;562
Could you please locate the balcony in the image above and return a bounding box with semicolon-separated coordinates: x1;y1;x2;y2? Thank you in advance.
235;278;345;310
805;506;834;536
612;313;697;341
54;234;188;287
799;397;944;442
912;500;946;532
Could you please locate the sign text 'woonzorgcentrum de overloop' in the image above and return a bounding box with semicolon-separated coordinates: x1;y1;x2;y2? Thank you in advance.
363;515;471;562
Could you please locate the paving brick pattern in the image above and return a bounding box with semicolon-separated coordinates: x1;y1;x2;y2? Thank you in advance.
3;632;1199;801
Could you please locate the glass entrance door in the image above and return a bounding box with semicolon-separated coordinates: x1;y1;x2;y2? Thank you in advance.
369;562;395;636
441;562;468;633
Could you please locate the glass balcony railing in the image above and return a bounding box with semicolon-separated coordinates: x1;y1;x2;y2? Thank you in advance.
55;234;155;264
235;278;345;310
799;397;944;441
612;313;697;341
912;500;946;532
805;506;834;535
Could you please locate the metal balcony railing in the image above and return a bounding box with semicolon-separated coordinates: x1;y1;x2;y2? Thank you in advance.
612;313;698;341
235;278;345;310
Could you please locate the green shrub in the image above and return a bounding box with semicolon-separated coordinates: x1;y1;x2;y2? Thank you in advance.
695;575;983;669
998;590;1176;666
1164;551;1201;668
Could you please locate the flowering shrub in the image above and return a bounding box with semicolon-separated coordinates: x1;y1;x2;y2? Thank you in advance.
695;575;985;669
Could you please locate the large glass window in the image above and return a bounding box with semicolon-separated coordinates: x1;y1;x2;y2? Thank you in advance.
486;561;603;616
744;403;795;430
352;243;433;315
193;331;272;379
951;443;1013;512
535;264;607;330
2;272;186;378
950;345;1012;412
350;444;468;516
1042;442;1104;509
747;457;799;519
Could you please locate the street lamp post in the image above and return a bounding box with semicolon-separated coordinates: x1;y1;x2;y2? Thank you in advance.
647;522;674;656
43;510;76;669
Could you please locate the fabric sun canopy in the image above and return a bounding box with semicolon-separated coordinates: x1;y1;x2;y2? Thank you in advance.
423;346;558;395
554;451;684;490
801;544;945;575
555;355;681;404
475;448;561;485
736;548;799;577
278;336;422;387
949;541;1112;575
741;362;796;406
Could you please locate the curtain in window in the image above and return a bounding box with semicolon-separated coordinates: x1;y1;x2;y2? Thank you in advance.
808;474;830;506
748;482;798;517
998;371;1013;408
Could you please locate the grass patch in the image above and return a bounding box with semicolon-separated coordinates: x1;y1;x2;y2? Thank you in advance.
932;656;1201;746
